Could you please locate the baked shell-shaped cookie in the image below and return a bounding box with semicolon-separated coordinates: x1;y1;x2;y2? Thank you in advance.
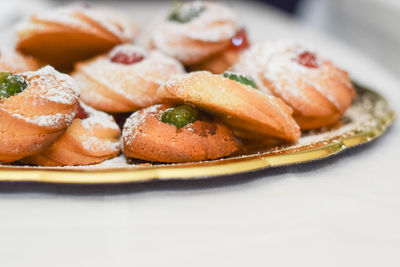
232;41;356;129
0;47;41;73
122;104;239;163
73;44;185;113
0;66;79;163
157;71;300;142
150;1;240;66
16;4;137;71
25;102;121;166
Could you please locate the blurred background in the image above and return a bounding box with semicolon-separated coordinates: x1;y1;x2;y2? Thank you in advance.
1;0;399;76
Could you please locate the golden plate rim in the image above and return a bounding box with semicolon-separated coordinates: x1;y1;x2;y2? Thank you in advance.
0;85;396;184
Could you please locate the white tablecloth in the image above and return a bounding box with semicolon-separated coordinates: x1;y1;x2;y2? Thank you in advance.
1;1;399;266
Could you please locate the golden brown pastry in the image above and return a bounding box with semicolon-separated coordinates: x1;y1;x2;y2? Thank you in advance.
122;104;239;163
0;47;41;73
25;102;121;166
188;28;250;74
148;1;241;68
232;41;356;129
0;66;79;163
16;4;137;71
157;71;301;142
73;44;185;113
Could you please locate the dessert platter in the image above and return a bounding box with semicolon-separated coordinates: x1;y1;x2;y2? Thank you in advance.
0;1;395;184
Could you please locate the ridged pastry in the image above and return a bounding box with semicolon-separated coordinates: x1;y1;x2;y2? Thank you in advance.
157;71;300;142
122;104;239;163
149;1;240;67
0;47;41;73
232;41;356;129
73;44;185;113
188;29;250;74
0;66;79;163
16;4;137;71
25;102;121;166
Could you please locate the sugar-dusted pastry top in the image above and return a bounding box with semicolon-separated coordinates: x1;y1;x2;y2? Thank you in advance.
25;101;121;166
122;104;239;163
150;1;240;65
16;4;138;71
17;4;136;43
0;66;79;163
0;47;41;73
1;66;79;129
74;44;185;112
232;41;356;129
157;71;301;142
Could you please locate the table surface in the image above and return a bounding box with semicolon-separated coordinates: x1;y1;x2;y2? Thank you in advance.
1;1;399;266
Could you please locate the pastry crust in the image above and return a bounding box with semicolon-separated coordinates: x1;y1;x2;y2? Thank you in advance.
16;4;137;71
157;71;300;142
149;1;240;66
122;104;239;163
0;47;41;73
73;44;185;113
0;66;79;163
232;41;356;129
25;102;121;166
188;29;250;74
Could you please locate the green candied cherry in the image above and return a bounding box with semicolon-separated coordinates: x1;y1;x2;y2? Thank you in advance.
223;72;258;89
160;104;201;129
168;1;205;23
0;72;29;99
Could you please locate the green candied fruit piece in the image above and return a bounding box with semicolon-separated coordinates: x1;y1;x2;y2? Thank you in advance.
168;1;205;23
223;72;258;89
160;104;201;129
0;72;28;99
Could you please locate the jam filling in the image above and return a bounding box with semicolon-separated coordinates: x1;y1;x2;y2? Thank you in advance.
231;29;250;50
110;51;144;65
75;103;89;120
296;51;319;68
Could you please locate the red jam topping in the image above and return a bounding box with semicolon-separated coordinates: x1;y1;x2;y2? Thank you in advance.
297;51;319;68
231;29;250;50
75;103;89;120
110;51;144;65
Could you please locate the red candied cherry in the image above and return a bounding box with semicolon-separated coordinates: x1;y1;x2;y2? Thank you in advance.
296;51;319;68
231;29;250;50
110;51;144;65
75;103;89;120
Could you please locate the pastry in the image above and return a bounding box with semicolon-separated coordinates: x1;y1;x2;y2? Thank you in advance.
0;47;41;73
16;4;137;71
149;1;241;68
73;44;185;113
0;66;79;163
157;71;301;142
188;28;250;74
25;102;121;166
232;41;356;129
122;104;239;163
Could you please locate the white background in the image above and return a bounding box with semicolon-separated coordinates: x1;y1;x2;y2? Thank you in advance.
1;1;399;266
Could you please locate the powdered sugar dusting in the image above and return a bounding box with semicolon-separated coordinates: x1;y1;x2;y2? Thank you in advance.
22;65;80;105
81;136;120;154
79;102;119;131
232;41;353;115
78;44;184;108
151;1;239;63
29;4;135;42
122;105;162;147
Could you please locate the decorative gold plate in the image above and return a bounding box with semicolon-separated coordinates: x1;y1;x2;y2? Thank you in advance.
0;84;395;184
